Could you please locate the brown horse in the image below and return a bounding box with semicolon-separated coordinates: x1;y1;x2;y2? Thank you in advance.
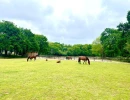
27;52;38;62
66;56;72;60
78;56;90;65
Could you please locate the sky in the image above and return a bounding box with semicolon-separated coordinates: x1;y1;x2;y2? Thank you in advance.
0;0;130;45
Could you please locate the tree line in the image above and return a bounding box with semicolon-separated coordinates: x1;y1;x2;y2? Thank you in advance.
0;20;48;56
48;10;130;58
0;11;130;58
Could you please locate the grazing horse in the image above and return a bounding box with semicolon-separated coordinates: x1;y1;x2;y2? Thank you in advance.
78;56;90;65
27;52;38;62
66;56;72;60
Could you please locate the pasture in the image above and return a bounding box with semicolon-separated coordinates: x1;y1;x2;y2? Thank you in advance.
0;58;130;100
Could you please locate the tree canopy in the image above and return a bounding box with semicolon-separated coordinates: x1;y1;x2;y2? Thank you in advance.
0;20;48;56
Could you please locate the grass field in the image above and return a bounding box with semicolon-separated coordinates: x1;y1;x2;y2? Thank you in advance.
0;58;130;100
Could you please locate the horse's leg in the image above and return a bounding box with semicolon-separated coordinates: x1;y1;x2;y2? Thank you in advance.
84;60;87;64
83;60;85;64
27;57;29;62
78;58;80;64
78;59;81;64
34;57;36;61
85;60;87;64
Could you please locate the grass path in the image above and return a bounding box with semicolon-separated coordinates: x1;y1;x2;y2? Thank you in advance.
0;58;130;100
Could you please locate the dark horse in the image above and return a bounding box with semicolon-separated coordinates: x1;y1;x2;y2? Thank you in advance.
78;56;90;65
27;52;38;62
66;56;72;60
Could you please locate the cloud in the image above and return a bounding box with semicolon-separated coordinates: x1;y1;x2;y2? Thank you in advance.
0;0;130;44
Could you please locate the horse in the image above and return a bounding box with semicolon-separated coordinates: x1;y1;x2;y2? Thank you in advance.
78;56;90;65
27;52;38;62
66;56;72;60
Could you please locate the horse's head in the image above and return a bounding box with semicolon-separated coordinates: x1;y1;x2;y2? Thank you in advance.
86;57;90;65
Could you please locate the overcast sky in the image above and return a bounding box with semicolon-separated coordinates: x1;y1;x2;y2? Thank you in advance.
0;0;130;45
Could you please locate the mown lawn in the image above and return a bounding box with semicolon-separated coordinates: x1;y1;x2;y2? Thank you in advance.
0;58;130;100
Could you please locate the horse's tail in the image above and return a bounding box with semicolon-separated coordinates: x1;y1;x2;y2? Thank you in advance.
87;57;90;65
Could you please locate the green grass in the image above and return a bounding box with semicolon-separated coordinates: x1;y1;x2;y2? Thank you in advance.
0;58;130;100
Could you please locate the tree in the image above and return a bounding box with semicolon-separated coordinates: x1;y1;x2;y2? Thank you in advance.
48;42;62;55
0;20;49;56
92;37;103;56
0;20;20;55
0;33;8;54
127;11;130;23
125;35;130;54
81;44;92;56
100;28;121;57
117;23;130;56
35;34;49;55
72;44;82;56
19;28;40;54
